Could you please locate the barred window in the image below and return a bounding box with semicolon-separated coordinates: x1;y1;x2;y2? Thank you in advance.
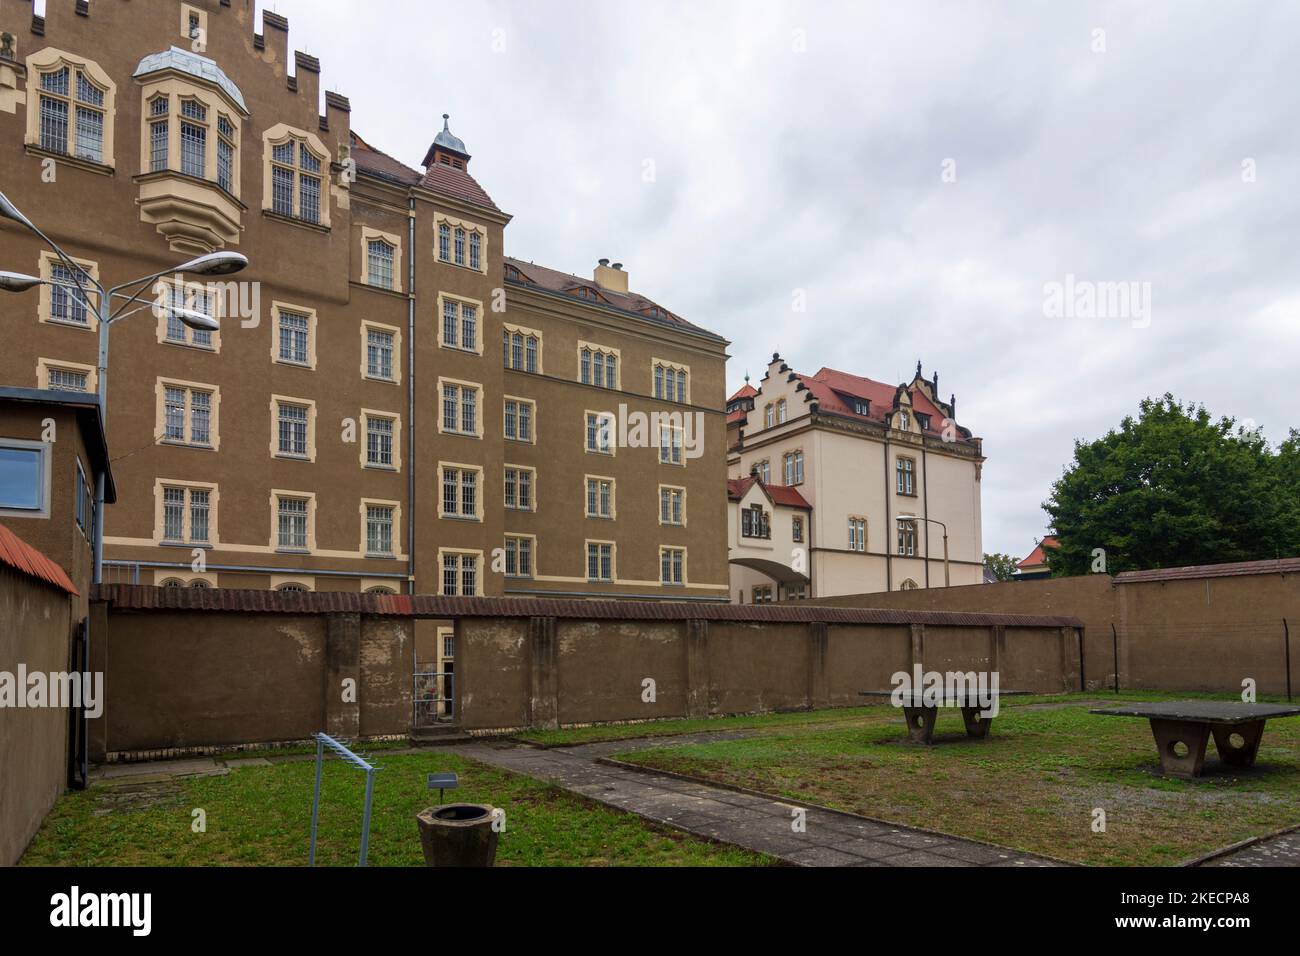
586;413;613;454
47;367;88;392
277;402;309;457
504;467;533;510
366;329;395;380
48;262;88;325
366;505;394;556
585;478;613;518
278;311;310;364
162;384;213;446
366;416;395;467
658;425;683;465
277;497;309;550
469;232;481;270
180;119;206;178
217;116;236;192
269;136;325;223
438;223;451;262
586;543;613;582
660;548;685;586
442;301;458;347
163;487;186;542
39;67;106;162
150;116;169;172
454;227;465;265
441;384;478;436
660;488;684;525
190;490;210;544
162;485;212;544
504;399;533;442
367;240;395;289
504;537;533;578
441;467;480;519
440;553;478;596
461;304;477;351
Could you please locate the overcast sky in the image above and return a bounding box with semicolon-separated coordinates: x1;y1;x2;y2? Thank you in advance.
263;0;1300;558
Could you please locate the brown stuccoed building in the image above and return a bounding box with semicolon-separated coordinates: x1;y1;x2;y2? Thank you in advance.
0;1;731;611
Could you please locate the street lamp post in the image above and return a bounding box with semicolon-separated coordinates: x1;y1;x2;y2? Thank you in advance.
0;189;247;584
898;514;949;588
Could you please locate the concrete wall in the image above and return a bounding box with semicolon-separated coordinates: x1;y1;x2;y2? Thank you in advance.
457;614;1078;732
805;569;1299;695
0;566;76;867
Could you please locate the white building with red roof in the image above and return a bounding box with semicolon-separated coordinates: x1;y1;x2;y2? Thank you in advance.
725;354;986;601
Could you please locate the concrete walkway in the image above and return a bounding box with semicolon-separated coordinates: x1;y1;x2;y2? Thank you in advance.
461;732;1061;867
1201;828;1300;867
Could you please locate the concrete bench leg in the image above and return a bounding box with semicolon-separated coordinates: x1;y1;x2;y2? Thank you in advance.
1149;718;1210;777
1210;720;1265;769
901;706;938;744
960;706;992;739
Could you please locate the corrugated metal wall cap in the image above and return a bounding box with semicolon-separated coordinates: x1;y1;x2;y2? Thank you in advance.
0;524;78;596
1115;556;1300;584
91;585;1080;628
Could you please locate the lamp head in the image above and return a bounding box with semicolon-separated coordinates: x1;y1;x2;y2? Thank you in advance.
0;190;34;230
0;270;43;293
177;251;248;277
171;307;220;332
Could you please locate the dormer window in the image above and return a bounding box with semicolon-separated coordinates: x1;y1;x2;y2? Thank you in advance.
898;411;910;430
854;399;870;416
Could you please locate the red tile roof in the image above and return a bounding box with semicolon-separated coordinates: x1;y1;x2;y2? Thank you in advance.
726;407;747;425
351;131;502;213
504;257;722;340
0;523;78;596
92;584;1080;628
1017;536;1059;569
728;383;758;402
726;476;812;510
797;367;970;443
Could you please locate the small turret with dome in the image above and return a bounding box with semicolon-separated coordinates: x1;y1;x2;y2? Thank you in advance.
422;113;471;170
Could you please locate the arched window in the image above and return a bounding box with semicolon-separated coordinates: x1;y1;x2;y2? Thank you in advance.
190;580;211;589
365;586;396;595
265;130;327;225
277;583;308;593
160;578;184;588
900;579;920;591
27;50;116;167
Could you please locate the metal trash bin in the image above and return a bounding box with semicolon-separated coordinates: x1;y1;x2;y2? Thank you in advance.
416;803;499;867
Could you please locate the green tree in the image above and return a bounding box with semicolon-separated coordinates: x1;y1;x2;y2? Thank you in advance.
983;552;1020;581
1043;395;1299;576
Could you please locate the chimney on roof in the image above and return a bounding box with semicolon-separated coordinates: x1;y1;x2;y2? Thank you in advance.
594;258;628;293
950;393;957;418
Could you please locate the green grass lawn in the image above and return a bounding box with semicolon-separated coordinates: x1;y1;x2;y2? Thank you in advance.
21;752;769;867
597;693;1300;867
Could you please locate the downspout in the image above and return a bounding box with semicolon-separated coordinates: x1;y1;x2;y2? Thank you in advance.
406;197;417;595
922;444;930;588
883;435;892;591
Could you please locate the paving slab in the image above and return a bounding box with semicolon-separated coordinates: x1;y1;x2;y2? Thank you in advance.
1202;829;1300;867
93;758;224;781
459;734;1061;868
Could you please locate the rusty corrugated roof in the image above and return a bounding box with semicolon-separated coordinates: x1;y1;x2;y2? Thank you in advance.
91;585;1079;628
0;523;78;596
1115;557;1300;584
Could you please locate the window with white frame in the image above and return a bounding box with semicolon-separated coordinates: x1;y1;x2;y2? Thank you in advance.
161;384;214;447
586;542;614;582
270;136;325;224
0;440;49;515
440;465;480;520
585;412;614;454
653;362;689;403
792;515;804;543
783;450;804;485
764;403;774;428
741;505;770;539
751;459;771;483
366;327;395;381
753;585;774;604
441;298;479;352
660;487;685;526
585;477;614;519
658;425;683;465
437;218;486;271
36;64;107;163
275;400;310;458
503;328;540;373
660;547;685;586
504;466;534;511
162;281;215;349
276;495;310;550
503;398;533;443
777;399;787;424
46;364;89;392
367;239;395;290
161;484;212;545
440;551;479;596
848;517;867;552
365;503;395;556
365;414;397;468
504;536;534;578
896;457;915;495
897;518;917;556
580;346;618;389
277;308;311;365
441;383;479;436
897;410;910;431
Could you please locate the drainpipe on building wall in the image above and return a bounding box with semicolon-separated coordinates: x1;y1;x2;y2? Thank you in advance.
883;437;892;591
921;445;930;588
406;198;417;595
